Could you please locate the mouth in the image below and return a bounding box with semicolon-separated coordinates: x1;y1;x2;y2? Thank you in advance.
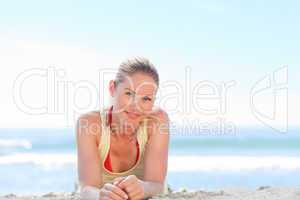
124;111;141;119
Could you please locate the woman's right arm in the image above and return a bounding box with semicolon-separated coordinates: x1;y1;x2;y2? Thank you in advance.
76;112;128;200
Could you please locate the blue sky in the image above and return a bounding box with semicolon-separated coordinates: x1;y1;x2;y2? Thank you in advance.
1;1;299;80
0;0;299;128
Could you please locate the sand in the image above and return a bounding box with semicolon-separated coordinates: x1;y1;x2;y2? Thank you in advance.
1;186;300;200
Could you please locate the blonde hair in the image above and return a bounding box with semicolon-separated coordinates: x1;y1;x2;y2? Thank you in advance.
115;57;159;87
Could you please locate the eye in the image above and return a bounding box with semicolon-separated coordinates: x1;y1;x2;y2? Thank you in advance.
125;91;133;96
142;96;152;101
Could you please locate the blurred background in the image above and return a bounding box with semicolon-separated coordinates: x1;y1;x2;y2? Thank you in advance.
0;0;299;195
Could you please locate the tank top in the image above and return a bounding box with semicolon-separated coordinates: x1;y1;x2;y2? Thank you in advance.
104;106;140;172
98;107;148;184
98;107;169;195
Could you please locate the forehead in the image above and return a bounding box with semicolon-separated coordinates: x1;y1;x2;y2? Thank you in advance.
119;73;157;94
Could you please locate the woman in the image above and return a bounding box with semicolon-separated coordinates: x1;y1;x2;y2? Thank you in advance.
76;58;170;200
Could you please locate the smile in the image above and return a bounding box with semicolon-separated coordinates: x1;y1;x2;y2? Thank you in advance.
125;111;141;119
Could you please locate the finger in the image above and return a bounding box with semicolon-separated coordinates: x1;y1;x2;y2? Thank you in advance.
118;176;136;189
123;183;137;194
113;180;122;186
127;188;143;200
124;184;143;200
113;176;126;182
113;177;126;186
104;184;128;199
129;191;143;200
111;186;129;200
103;190;124;200
118;180;135;190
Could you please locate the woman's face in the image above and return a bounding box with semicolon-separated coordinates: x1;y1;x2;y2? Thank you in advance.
109;72;157;134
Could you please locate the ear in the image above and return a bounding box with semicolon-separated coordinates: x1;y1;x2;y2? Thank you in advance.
109;80;116;97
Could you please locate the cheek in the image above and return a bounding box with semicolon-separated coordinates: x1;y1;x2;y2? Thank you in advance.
121;112;140;130
114;94;130;111
138;101;154;113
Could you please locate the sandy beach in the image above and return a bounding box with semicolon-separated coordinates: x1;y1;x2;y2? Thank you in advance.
1;186;300;200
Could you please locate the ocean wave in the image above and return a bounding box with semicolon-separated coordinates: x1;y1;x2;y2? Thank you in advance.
1;153;300;172
0;139;32;149
0;153;76;170
168;155;300;171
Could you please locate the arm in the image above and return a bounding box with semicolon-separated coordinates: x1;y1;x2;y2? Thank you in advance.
76;112;103;189
142;108;170;198
77;112;129;200
110;108;170;199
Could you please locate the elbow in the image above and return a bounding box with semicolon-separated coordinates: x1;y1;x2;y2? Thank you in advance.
79;185;101;200
158;182;167;195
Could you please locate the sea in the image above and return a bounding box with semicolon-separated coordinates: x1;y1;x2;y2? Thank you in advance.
0;126;300;195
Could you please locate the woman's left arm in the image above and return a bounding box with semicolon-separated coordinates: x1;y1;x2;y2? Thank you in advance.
115;108;170;199
141;108;170;198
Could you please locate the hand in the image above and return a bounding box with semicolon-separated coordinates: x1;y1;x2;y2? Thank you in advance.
115;175;145;200
99;182;129;200
144;108;169;135
113;176;126;186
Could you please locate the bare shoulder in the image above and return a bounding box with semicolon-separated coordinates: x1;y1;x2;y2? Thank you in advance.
76;110;102;145
77;110;101;125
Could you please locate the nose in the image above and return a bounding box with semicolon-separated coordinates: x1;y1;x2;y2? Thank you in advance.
127;95;142;114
